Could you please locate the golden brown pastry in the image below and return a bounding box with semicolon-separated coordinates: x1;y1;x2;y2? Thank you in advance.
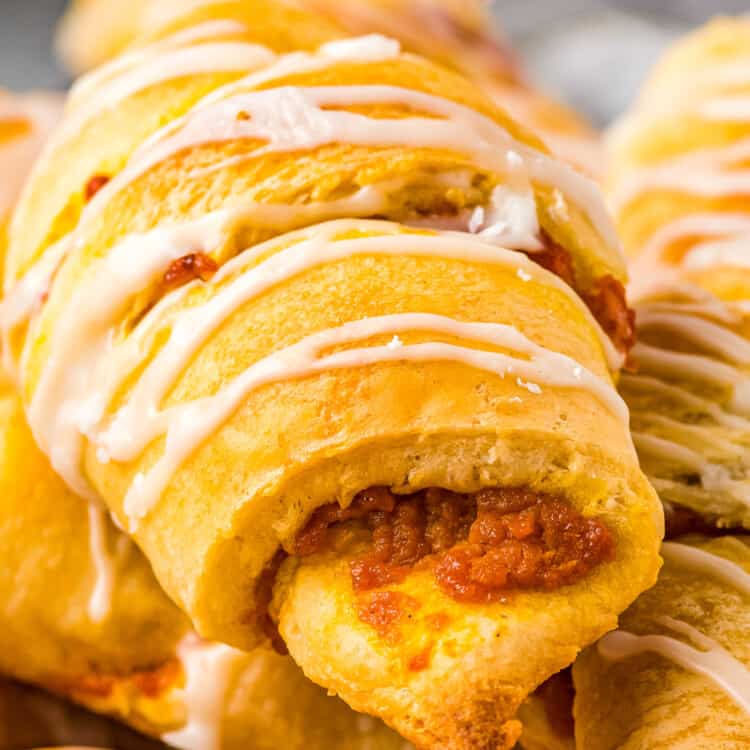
55;0;599;175
607;16;750;531
6;4;660;748
574;535;750;749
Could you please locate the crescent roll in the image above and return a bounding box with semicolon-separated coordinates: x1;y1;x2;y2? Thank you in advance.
574;535;750;749
607;16;750;530
5;8;661;749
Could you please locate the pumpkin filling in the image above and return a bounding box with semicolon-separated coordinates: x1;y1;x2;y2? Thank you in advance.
294;485;616;605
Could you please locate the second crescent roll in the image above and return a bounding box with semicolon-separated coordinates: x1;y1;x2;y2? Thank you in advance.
574;535;750;749
607;16;750;531
5;11;660;748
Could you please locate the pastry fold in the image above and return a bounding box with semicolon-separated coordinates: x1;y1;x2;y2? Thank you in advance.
574;535;750;749
5;9;659;749
607;16;750;530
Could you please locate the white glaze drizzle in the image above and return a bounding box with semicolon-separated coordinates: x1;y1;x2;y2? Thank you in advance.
636;310;750;366
662;542;750;595
683;233;750;272
162;636;245;750
59;41;276;143
86;502;118;623
634;213;750;275
25;217;623;519
599;616;750;715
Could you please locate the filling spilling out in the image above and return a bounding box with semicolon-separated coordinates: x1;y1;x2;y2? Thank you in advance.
294;486;616;605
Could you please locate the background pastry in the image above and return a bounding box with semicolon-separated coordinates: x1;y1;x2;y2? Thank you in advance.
607;16;750;531
574;535;750;749
573;18;750;749
4;6;660;747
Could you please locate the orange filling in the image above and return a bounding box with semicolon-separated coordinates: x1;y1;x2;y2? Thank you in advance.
536;232;635;355
295;486;615;605
84;173;110;202
162;252;218;292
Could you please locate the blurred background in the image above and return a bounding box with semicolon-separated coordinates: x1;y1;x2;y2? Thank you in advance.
0;0;748;125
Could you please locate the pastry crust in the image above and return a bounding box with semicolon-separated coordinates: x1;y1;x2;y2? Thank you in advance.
607;16;750;529
574;536;750;749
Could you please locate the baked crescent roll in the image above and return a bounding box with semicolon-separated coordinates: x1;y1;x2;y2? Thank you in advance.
574;535;750;749
607;16;750;530
54;0;599;175
5;11;660;749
